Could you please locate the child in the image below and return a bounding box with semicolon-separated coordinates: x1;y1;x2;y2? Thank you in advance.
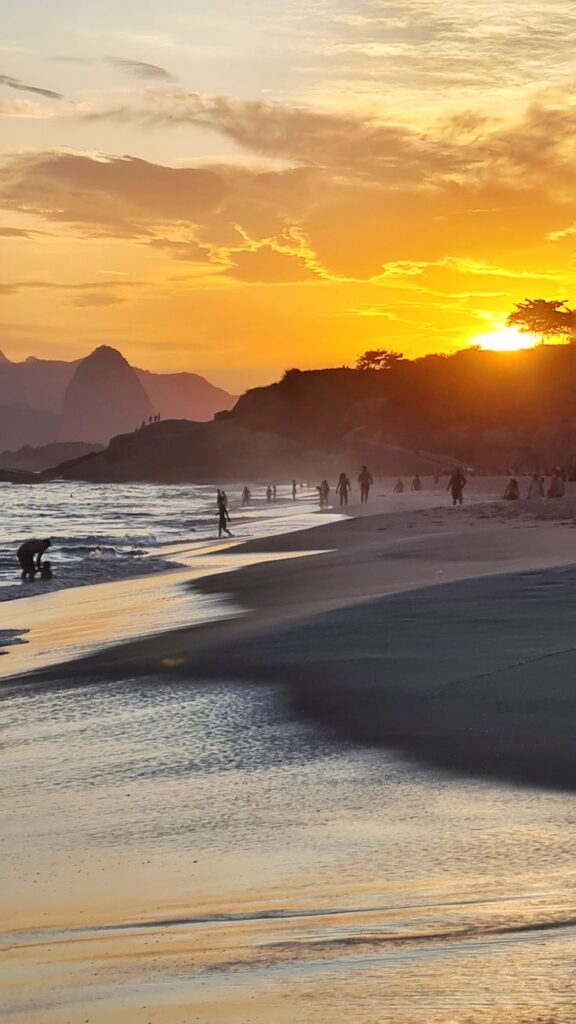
39;561;53;580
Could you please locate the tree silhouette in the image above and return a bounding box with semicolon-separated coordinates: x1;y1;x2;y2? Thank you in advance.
356;348;404;370
507;299;576;342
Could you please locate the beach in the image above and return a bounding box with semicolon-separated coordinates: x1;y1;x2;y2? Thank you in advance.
4;479;576;1022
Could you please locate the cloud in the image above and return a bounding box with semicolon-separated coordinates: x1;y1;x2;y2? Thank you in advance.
68;291;125;307
0;73;62;100
224;244;320;283
105;57;176;81
0;152;227;231
0;226;38;238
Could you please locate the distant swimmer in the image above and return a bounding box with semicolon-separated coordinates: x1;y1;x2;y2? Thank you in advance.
318;479;330;509
527;473;544;499
17;537;51;582
292;479;297;501
411;474;422;492
393;478;404;494
336;472;351;507
503;477;519;500
241;486;251;506
447;468;467;506
358;465;373;504
218;503;233;538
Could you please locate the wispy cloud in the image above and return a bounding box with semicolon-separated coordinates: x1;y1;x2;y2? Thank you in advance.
0;73;62;100
104;57;176;81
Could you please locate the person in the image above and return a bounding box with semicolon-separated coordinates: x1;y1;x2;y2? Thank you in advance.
218;502;232;537
318;479;330;509
527;473;544;499
548;470;565;499
447;468;467;506
411;474;422;492
266;485;273;503
336;472;351;506
241;486;251;506
393;478;404;494
17;537;51;581
39;561;53;580
503;477;519;500
358;465;373;504
292;479;297;500
272;485;277;503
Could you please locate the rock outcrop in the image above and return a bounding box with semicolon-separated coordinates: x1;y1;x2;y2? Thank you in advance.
45;419;323;484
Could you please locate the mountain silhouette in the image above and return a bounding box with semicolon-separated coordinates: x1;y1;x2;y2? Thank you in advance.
62;346;153;442
0;345;236;447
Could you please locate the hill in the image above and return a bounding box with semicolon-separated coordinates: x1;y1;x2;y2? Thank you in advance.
45;344;576;483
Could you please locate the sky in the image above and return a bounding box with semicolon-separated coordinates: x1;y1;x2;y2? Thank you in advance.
0;0;575;390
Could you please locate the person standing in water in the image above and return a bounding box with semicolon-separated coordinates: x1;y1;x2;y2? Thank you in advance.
241;486;251;506
292;480;298;500
17;537;51;581
358;465;373;504
266;485;273;503
218;499;232;537
336;472;351;506
393;478;404;493
411;474;422;491
447;467;467;506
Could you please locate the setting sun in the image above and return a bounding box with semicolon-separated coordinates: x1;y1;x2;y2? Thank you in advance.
469;327;540;353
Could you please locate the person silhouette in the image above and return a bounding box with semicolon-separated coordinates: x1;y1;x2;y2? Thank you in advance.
447;468;467;506
336;472;351;506
358;465;373;504
218;502;232;537
393;478;404;493
17;537;51;581
503;478;519;500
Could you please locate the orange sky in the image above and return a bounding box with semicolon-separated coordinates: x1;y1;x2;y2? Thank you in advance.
0;0;575;389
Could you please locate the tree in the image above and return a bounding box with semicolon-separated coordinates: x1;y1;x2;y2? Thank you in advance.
356;348;404;370
507;299;576;342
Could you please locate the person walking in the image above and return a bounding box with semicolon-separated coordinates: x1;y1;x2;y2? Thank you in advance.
447;468;467;506
336;472;351;506
358;465;373;504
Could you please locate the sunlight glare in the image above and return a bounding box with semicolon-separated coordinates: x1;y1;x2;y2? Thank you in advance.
470;326;539;352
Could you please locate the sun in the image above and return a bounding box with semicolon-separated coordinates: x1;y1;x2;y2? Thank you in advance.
469;326;540;352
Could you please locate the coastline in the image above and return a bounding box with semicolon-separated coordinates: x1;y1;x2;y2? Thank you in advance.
6;488;576;789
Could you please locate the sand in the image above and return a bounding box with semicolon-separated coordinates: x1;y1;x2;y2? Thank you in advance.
9;485;576;790
6;485;576;1023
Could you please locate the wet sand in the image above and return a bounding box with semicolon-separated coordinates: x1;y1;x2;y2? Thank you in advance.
5;484;576;1021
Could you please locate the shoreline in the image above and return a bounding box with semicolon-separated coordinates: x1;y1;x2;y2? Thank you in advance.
6;489;576;790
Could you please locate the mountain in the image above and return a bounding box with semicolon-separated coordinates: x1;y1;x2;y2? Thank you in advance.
62;346;153;442
0;441;103;473
136;369;236;421
0;346;237;447
0;403;63;449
